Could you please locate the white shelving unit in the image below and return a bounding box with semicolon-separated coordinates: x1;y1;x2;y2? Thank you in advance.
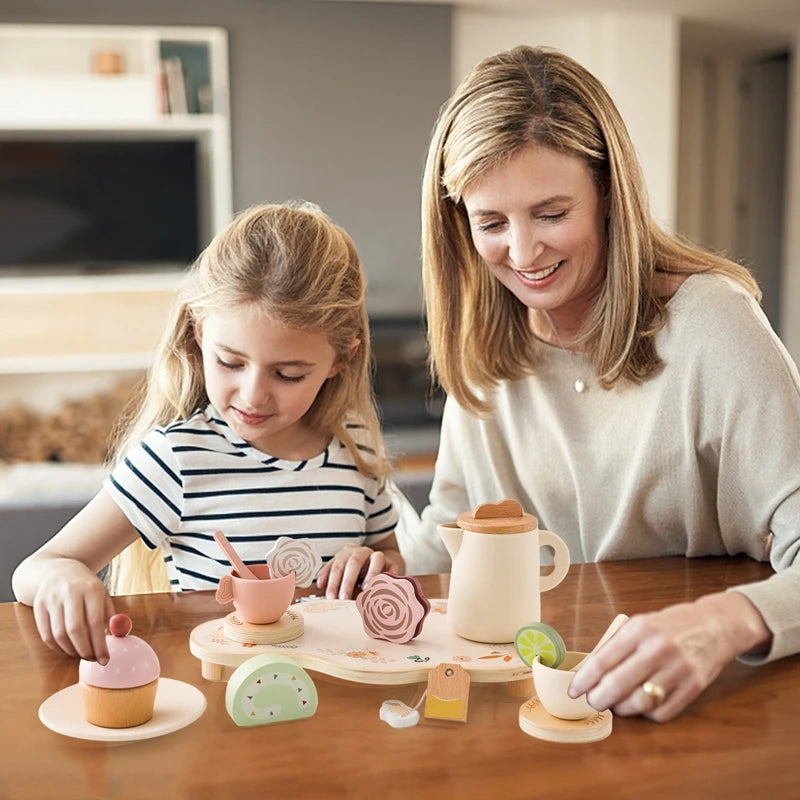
0;24;231;245
0;24;233;382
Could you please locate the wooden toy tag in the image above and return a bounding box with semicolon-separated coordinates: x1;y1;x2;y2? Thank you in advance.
424;662;470;723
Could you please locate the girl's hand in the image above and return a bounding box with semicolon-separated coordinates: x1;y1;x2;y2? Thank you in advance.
317;546;405;600
31;557;115;665
12;489;138;662
568;592;771;722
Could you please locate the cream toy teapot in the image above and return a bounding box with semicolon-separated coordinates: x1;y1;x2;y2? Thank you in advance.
438;499;570;643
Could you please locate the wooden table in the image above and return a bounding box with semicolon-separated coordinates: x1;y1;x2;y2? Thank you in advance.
2;557;797;799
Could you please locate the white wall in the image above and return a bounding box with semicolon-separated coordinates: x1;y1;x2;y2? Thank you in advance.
452;10;680;230
782;33;800;360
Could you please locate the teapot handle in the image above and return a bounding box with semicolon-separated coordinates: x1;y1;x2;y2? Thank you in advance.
537;529;571;592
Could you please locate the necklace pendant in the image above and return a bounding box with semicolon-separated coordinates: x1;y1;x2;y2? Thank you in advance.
574;378;586;393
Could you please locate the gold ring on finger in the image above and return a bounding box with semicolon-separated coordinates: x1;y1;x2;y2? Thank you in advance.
641;680;667;705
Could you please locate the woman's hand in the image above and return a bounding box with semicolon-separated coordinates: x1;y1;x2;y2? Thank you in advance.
317;541;405;600
31;556;115;665
568;592;771;722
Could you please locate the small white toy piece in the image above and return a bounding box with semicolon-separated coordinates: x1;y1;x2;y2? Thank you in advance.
265;536;322;588
225;654;318;726
379;699;420;728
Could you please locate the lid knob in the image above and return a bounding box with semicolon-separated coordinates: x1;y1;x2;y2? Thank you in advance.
457;499;537;534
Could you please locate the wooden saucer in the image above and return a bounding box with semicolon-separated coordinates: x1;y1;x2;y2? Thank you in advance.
518;696;612;743
222;609;304;645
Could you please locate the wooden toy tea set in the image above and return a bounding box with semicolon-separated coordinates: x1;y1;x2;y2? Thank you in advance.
189;504;562;689
38;503;626;742
188;501;623;741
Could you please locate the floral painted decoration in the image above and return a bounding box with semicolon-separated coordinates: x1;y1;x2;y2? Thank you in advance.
356;573;431;644
266;537;323;588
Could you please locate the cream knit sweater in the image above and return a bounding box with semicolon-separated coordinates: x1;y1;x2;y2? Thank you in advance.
408;273;800;662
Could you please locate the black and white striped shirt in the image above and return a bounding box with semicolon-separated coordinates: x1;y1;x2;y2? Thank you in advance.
105;406;398;591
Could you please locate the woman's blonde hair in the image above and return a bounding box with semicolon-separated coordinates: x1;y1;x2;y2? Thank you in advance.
422;45;760;414
109;201;388;593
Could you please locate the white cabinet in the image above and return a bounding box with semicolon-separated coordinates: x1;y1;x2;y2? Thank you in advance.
0;23;232;245
0;24;233;378
0;28;161;125
0;24;229;125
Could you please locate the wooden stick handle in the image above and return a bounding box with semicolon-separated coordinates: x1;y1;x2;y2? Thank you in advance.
574;613;629;669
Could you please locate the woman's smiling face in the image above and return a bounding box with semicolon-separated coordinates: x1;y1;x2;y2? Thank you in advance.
461;144;608;341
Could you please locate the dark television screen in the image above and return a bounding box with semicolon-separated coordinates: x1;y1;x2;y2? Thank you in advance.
0;139;199;274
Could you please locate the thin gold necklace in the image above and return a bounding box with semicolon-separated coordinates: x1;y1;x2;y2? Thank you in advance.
541;311;588;393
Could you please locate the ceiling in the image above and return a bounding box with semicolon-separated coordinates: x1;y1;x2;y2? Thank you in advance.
320;0;800;36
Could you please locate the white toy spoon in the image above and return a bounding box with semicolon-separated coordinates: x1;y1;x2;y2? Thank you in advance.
573;613;629;670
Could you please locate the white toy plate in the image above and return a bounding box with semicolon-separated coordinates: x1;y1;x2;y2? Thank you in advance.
38;678;207;742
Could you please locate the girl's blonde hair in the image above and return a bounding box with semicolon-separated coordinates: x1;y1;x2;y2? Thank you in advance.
109;201;387;593
422;45;760;415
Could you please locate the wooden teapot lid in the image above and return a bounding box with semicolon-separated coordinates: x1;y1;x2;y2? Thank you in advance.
456;500;537;534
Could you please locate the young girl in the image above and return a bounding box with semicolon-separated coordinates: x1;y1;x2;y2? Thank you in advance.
12;201;404;664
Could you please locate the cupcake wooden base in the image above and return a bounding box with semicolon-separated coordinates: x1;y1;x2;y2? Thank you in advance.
518;695;612;743
222;609;304;645
80;678;158;729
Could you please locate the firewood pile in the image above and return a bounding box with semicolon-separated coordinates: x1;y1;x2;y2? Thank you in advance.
0;380;139;464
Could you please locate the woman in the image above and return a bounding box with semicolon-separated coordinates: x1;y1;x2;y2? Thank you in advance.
411;45;800;721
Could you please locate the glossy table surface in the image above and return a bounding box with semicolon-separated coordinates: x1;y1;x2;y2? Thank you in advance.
2;557;798;799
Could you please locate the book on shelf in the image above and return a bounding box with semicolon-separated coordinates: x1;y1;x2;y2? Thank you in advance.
197;84;213;114
161;56;188;115
158;61;168;114
159;42;213;115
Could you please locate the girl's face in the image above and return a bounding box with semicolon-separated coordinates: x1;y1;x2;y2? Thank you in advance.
196;304;343;458
461;143;608;341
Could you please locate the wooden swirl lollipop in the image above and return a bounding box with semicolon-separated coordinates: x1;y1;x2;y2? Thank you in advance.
265;536;322;588
356;573;431;644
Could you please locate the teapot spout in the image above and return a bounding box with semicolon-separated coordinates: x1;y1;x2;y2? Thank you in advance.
438;523;463;562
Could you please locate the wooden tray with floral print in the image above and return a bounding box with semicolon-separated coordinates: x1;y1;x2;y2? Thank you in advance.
189;598;531;684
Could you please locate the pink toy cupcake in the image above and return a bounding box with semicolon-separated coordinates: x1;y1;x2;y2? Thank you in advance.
79;614;160;728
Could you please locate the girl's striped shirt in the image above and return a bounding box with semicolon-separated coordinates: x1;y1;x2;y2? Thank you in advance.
105;405;398;591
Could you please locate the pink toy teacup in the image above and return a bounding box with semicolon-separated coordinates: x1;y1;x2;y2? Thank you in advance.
215;564;295;624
